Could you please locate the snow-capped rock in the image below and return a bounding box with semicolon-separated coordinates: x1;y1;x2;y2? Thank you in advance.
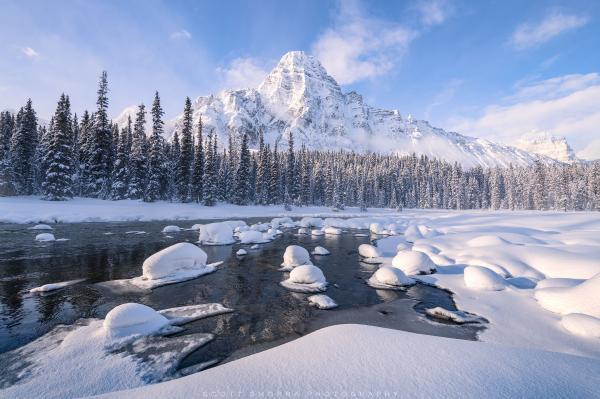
162;225;181;233
281;245;311;270
367;266;414;290
198;222;235;245
464;266;507;291
142;242;208;280
35;233;55;242
103;303;170;342
281;264;327;293
358;244;382;258
307;294;338;309
312;246;330;255
391;250;437;275
122;51;553;168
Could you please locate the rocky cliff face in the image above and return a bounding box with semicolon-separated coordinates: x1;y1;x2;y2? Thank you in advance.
516;132;578;164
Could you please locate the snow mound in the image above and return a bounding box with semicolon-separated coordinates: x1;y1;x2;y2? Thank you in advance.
270;217;294;228
250;244;259;250
312;246;330;255
534;274;600;318
425;307;483;324
323;226;342;235
162;225;181;233
103;303;170;342
29;224;53;230
30;279;85;293
391;250;436;275
281;245;311;270
297;227;310;235
464;266;507;291
311;229;324;236
307;294;338;309
561;314;600;338
142;243;208;280
536;278;584;290
236;249;247;256
198;222;235;245
467;235;511;247
358;244;382;258
367;266;414;290
281;264;327;293
238;230;269;244
300;217;323;228
190;223;203;230
369;223;384;234
35;233;55;242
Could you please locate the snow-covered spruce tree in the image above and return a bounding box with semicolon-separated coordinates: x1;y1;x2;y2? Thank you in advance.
286;131;296;203
202;130;217;206
9;100;37;195
42;94;75;200
87;71;112;198
254;130;267;205
127;104;147;200
177;97;194;202
0;111;16;196
269;142;281;204
144;92;166;202
110;118;131;200
233;133;250;205
191;117;204;203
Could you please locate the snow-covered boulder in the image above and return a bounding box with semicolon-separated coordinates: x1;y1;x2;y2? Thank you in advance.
404;225;423;242
369;223;383;235
300;217;323;228
467;235;511;247
271;217;294;228
236;249;247;256
312;246;330;255
103;303;170;342
142;243;208;280
323;226;342;235
534;274;600;318
222;220;248;231
250;222;270;232
281;245;311;270
391;250;436;275
367;266;414;290
30;224;53;230
297;227;310;235
35;233;55;242
190;224;203;231
464;266;507;291
358;244;382;258
162;225;181;233
238;230;268;244
250;244;260;250
29;279;85;293
198;222;235;245
281;264;327;293
425;307;483;324
307;294;338;309
311;229;324;236
560;314;600;338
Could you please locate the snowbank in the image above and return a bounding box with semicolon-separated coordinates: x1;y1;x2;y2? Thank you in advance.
198;222;235;245
534;274;600;318
29;279;85;293
103;303;170;342
464;266;507;291
97;324;600;399
391;250;436;275
307;294;338;309
280;245;311;270
35;233;55;242
561;314;600;339
312;246;330;255
280;264;327;293
367;266;414;290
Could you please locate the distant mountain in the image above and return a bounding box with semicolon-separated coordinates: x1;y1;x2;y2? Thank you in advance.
116;51;555;168
515;131;579;164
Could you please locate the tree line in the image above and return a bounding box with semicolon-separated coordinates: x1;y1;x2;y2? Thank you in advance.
1;72;599;211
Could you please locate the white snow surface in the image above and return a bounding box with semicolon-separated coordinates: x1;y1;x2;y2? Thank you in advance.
280;264;327;293
307;294;338;309
35;233;55;242
311;246;330;255
237;230;270;244
161;225;181;233
322;226;342;235
142;243;208;280
464;265;507;291
280;245;311;270
391;250;437;275
358;243;382;258
560;314;600;339
29;279;85;293
367;266;414;290
534;274;600;318
98;324;600;399
103;303;170;342
198;222;235;245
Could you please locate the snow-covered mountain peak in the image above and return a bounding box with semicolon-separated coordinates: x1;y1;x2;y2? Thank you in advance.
115;51;557;168
516;131;578;163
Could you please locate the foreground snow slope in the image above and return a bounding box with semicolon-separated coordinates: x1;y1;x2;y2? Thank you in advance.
99;324;599;399
0;196;410;224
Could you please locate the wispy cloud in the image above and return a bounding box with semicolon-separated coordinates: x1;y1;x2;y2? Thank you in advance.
510;11;589;49
21;47;39;58
449;73;600;160
312;0;417;84
217;57;271;90
170;29;191;40
424;78;463;120
416;0;453;27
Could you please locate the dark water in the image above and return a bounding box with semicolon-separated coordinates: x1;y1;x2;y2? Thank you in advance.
0;218;481;372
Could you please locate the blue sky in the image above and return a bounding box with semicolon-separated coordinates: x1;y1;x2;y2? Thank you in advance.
1;0;599;158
